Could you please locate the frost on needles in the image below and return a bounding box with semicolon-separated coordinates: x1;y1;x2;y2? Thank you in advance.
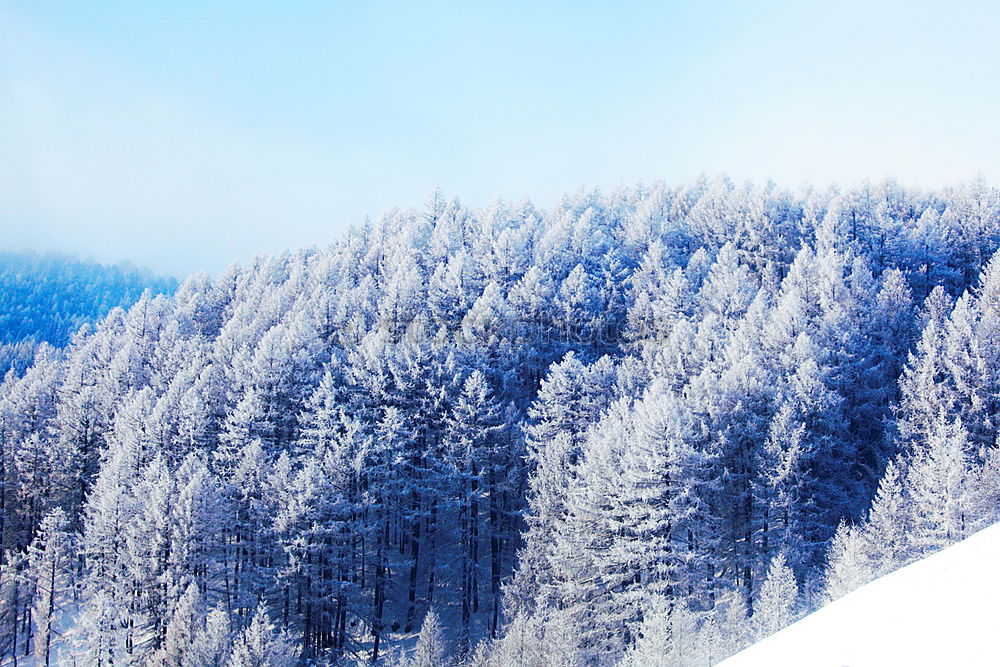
1;177;1000;665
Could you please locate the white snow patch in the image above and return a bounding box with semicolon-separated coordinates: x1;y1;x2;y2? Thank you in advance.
722;521;1000;666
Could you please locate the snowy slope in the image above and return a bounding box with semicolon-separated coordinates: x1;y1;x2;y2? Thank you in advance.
722;522;1000;666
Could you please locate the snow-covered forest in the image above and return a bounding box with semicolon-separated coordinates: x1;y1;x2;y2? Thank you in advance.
2;176;1000;666
0;252;177;378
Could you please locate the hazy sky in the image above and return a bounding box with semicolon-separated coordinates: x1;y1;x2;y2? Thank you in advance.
2;1;998;277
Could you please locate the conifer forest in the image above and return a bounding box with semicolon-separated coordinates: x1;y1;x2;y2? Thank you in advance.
3;177;1000;665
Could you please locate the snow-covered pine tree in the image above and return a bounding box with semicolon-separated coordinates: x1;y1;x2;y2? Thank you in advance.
751;553;798;641
907;412;974;554
444;370;505;651
507;353;615;616
860;459;911;575
227;602;298;667
28;507;76;667
823;522;873;602
187;607;232;667
152;581;203;666
0;552;30;662
410;607;449;667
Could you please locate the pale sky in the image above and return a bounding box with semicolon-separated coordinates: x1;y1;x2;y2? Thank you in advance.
2;0;998;277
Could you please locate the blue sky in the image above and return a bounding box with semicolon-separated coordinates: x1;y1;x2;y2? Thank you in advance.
2;1;998;276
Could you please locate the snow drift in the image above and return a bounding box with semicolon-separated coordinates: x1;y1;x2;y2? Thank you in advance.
722;521;1000;666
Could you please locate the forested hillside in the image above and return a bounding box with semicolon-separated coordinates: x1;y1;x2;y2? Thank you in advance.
1;177;999;666
0;251;178;377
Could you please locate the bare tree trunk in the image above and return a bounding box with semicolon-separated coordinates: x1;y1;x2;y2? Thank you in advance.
427;500;438;604
489;476;502;637
404;454;423;633
370;512;389;664
471;463;480;616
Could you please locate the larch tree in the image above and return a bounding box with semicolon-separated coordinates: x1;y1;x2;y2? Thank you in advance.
227;602;298;667
29;508;76;667
410;607;449;667
752;553;798;641
907;412;974;554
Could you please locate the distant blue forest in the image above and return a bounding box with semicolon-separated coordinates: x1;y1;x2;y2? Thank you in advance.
0;251;178;376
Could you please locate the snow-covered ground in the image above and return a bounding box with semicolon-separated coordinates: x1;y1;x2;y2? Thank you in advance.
722;522;1000;666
